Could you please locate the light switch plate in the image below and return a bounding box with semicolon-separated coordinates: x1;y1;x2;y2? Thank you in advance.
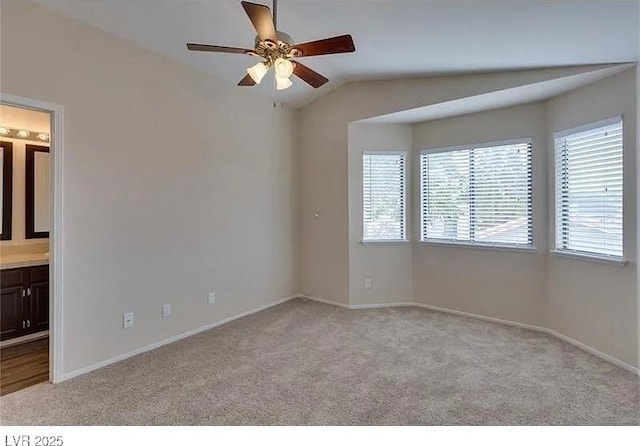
162;304;171;318
208;292;216;305
123;312;134;328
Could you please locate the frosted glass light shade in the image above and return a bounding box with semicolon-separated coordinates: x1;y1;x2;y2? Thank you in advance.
247;62;268;84
274;58;294;78
275;75;293;91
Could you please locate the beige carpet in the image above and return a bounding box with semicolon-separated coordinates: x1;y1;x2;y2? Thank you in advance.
1;299;638;425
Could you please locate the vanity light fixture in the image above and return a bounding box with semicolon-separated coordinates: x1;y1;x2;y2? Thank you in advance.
0;125;49;143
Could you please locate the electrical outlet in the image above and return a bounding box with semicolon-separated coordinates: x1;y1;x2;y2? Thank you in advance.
162;304;171;318
365;278;372;289
123;312;134;328
208;292;216;305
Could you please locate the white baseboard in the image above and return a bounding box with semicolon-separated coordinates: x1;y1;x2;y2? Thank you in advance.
350;302;416;310
546;328;638;375
298;295;351;309
301;295;640;377
414;303;548;333
302;295;414;310
62;295;300;382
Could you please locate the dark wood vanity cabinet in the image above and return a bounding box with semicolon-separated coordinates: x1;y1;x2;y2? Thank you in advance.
0;265;49;341
0;268;26;340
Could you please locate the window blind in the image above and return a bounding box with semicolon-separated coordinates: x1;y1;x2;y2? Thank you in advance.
555;118;623;259
362;152;406;241
421;141;533;247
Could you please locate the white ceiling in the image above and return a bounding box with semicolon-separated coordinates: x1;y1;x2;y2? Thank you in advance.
360;65;634;124
33;0;639;108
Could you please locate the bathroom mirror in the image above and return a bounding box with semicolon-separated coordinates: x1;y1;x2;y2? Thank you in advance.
25;144;50;239
1;141;13;240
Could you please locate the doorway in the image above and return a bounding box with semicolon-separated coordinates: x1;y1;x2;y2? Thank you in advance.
0;94;63;393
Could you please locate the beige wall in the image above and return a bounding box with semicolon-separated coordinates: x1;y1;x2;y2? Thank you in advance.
412;103;548;326
298;93;350;304
547;69;638;367
1;1;298;375
348;124;413;305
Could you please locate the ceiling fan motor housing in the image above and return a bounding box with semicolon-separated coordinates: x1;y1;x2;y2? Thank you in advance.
251;31;301;63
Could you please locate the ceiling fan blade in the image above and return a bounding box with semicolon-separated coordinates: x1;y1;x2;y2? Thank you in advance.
293;62;329;88
241;1;277;43
187;43;252;54
292;34;355;57
238;74;257;87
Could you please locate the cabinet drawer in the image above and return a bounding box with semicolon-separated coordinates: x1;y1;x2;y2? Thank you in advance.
29;265;49;283
0;268;28;288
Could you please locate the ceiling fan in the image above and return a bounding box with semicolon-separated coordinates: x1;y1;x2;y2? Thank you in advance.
186;0;355;91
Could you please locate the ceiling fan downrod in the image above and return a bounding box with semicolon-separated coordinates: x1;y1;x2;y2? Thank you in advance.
273;0;278;30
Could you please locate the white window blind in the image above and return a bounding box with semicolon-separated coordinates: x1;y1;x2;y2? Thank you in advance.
554;118;623;259
363;152;406;241
421;141;533;247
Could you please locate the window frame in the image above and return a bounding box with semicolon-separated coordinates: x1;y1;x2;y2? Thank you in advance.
361;150;408;243
419;138;534;251
552;116;625;264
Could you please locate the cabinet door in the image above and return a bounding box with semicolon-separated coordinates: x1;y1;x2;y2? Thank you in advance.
29;281;49;332
1;285;25;341
27;265;49;333
1;269;27;341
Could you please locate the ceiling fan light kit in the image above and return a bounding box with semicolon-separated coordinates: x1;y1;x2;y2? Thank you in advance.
275;75;293;91
274;58;294;78
247;61;269;84
186;0;356;91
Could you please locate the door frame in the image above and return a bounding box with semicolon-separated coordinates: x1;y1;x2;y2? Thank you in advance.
1;93;64;384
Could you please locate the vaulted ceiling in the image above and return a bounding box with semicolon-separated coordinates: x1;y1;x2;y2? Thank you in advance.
32;0;639;108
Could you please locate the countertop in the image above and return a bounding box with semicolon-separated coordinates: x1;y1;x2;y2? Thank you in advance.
0;252;49;270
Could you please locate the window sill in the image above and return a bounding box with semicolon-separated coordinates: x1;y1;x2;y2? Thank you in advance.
419;240;537;254
360;240;410;245
550;250;628;266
